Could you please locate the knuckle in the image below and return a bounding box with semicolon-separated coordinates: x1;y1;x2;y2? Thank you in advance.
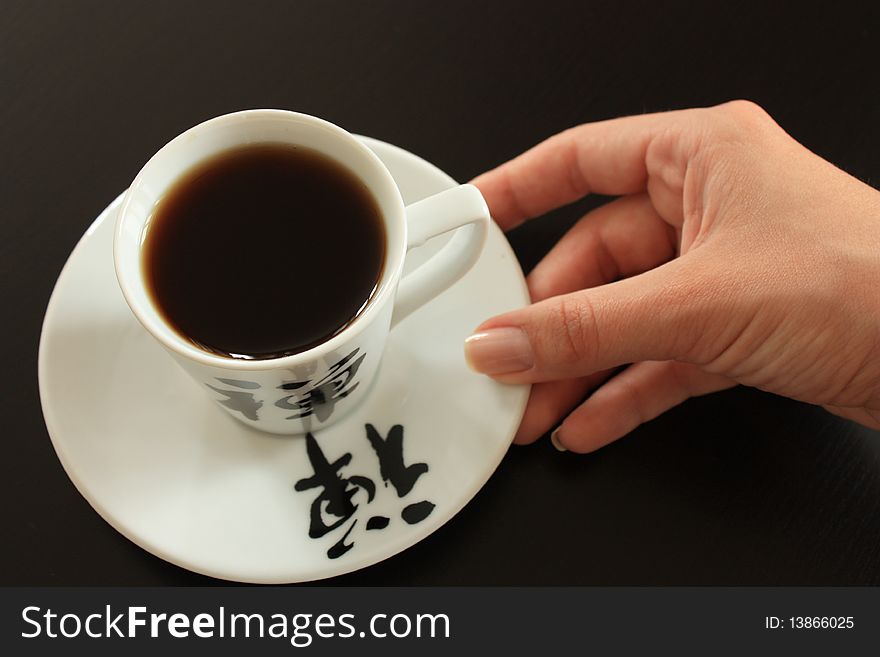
720;99;771;123
706;99;777;145
551;295;598;363
616;377;647;428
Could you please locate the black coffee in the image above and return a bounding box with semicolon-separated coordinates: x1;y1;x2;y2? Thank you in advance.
143;143;386;359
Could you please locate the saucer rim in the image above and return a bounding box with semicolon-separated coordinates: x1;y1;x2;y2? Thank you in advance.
37;136;531;583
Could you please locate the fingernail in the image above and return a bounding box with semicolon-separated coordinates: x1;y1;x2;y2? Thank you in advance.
464;328;534;375
550;428;567;452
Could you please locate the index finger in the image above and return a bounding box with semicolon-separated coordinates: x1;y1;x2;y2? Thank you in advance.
471;107;700;231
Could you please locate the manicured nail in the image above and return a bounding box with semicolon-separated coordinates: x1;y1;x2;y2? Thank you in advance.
464;328;534;375
550;428;567;452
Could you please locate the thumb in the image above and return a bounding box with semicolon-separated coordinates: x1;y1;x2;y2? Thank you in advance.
465;257;714;383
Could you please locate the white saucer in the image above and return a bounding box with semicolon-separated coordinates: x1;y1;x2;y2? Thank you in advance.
38;137;530;583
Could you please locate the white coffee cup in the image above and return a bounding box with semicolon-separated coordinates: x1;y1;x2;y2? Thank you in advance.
114;109;488;434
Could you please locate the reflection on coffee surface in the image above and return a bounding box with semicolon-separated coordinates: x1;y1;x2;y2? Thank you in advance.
143;143;386;359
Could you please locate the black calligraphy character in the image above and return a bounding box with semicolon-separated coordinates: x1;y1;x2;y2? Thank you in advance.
276;349;366;422
400;501;435;525
365;424;435;526
365;424;428;495
206;378;262;421
327;520;358;559
366;516;390;530
294;433;375;558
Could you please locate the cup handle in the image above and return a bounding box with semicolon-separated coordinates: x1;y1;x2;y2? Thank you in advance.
390;184;490;327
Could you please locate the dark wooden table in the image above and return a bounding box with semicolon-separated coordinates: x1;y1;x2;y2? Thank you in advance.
4;0;880;585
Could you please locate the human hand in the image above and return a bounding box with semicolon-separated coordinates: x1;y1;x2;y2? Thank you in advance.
465;101;880;452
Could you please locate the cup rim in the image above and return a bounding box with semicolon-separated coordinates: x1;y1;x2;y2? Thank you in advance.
113;109;406;371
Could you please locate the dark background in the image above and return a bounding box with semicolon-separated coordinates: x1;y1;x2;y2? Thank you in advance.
3;0;880;585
